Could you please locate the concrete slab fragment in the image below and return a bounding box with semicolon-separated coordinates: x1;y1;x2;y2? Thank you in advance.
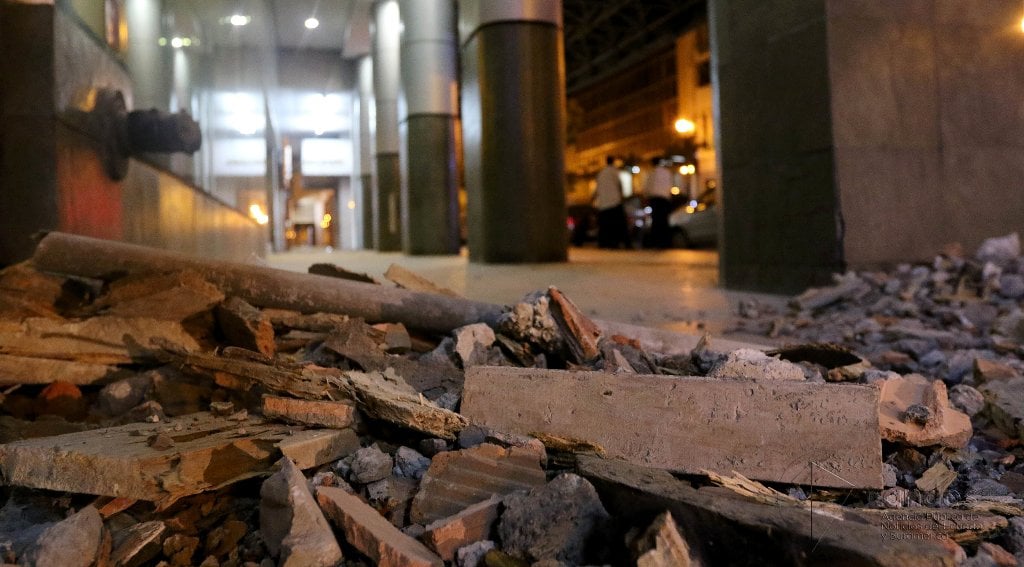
462;367;884;488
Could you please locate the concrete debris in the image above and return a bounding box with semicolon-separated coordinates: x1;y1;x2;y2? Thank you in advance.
394;446;431;479
453;323;496;368
18;505;103;567
456;540;496;567
707;348;805;381
976;233;1021;264
0;232;1020;566
979;377;1024;439
349;445;394;484
498;473;611;565
462;366;884;488
259;458;343;566
949;384;986;417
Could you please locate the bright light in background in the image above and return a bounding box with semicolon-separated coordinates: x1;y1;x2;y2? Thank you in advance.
1020;13;1024;32
671;186;681;195
305;17;320;29
229;14;251;26
678;164;696;175
631;165;640;174
674;118;696;135
170;36;183;48
347;200;356;210
320;213;333;229
248;204;269;225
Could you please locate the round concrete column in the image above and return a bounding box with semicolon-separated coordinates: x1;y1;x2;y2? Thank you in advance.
354;56;375;249
398;0;460;255
371;0;403;251
460;0;567;263
125;0;168;110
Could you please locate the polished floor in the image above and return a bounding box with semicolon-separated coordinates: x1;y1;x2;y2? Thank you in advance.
267;245;787;342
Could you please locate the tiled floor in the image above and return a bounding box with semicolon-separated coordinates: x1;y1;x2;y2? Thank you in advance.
267;245;788;342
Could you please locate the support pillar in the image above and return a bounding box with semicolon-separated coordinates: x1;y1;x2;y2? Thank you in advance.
459;0;567;263
398;0;460;255
353;56;374;249
371;0;402;251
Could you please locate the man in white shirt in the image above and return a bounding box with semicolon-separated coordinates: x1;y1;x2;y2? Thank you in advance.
592;156;628;248
643;156;674;249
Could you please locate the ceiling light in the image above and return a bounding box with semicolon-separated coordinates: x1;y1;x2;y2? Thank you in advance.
305;17;320;29
170;36;183;49
229;14;250;26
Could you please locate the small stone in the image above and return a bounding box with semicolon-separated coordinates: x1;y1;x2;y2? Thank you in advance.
457;424;488;449
402;524;426;539
366;478;391;503
349;445;394;484
498;473;610;564
96;375;152;416
434;391;460;411
707;348;805;381
999;274;1024;299
975;232;1020;264
18;506;102;567
949;384;985;417
1003;517;1024;556
453;323;497;368
974;542;1018;567
456;540;496;567
902;404;933;426
882;463;898;488
209;401;234;416
918;350;946;368
164;534;200;566
419;438;449;457
148;434;175;451
259;458;342;566
967;478;1013;499
394;447;431;480
879;487;911;508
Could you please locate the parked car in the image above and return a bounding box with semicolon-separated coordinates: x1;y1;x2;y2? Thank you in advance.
669;188;718;248
567;204;597;246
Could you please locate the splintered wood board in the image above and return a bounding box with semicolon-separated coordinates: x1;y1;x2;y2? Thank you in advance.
0;412;354;506
462;367;884;489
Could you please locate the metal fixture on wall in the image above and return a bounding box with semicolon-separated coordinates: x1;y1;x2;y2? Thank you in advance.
62;88;201;180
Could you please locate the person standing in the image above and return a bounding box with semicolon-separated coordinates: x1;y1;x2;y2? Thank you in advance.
592;156;627;248
644;156;674;249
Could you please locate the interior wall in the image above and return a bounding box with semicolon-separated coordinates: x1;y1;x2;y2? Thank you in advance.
827;0;1024;266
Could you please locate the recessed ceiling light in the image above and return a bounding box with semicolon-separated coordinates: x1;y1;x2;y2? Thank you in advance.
305;17;320;29
229;14;250;26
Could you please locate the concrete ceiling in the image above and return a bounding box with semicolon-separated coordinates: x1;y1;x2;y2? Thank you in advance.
166;0;704;91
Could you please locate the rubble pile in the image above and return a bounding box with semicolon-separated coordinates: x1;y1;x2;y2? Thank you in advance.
0;231;1020;566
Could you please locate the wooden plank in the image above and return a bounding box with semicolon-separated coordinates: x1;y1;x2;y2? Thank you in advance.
0;354;129;386
0;412;345;507
576;455;955;567
0;317;202;364
462;367;884;488
384;264;459;297
91;270;224;321
345;370;467;440
31;232;502;334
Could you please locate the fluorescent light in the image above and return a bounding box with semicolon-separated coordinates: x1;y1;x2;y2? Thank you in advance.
305;17;320;29
229;14;250;26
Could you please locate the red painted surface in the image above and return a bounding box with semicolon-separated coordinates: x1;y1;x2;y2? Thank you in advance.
56;128;124;240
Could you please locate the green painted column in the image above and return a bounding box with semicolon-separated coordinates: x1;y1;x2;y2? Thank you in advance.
459;0;568;263
398;0;460;255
